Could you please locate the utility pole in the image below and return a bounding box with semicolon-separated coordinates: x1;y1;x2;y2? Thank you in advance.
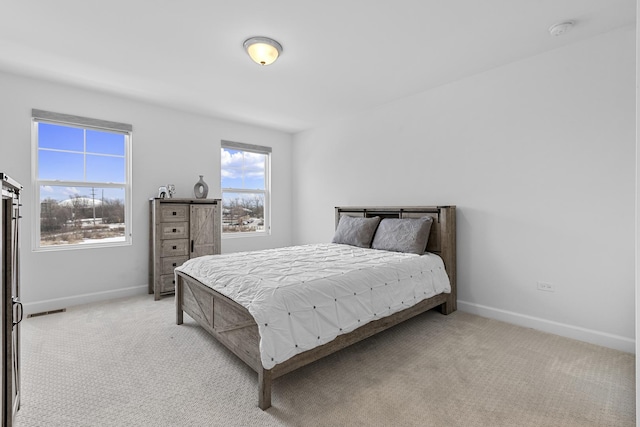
90;187;96;225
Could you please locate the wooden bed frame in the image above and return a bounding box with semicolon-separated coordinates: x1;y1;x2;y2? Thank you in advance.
175;206;456;410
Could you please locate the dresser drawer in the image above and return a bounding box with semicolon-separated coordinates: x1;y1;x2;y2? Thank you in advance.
160;204;188;222
161;239;189;257
161;256;188;275
159;274;177;293
160;222;188;239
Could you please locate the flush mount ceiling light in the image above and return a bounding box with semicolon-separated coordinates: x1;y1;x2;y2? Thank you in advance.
243;36;283;66
548;21;574;36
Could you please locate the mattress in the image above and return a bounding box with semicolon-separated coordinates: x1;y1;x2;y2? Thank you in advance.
175;243;451;369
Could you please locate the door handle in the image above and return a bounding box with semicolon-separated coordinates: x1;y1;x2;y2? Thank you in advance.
191;240;194;252
12;298;23;327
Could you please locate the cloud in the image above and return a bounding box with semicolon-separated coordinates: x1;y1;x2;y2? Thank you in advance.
42;186;54;193
64;187;81;197
221;149;265;179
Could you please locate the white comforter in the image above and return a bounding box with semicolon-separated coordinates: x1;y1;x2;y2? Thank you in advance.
175;243;450;369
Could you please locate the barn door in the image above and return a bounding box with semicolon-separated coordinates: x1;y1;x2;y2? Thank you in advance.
189;204;217;258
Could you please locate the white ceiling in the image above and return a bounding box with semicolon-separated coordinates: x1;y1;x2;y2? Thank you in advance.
0;1;635;134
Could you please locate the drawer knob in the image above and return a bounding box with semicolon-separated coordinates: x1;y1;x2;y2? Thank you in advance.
172;212;177;216
172;228;177;232
172;263;177;267
172;280;175;284
172;245;177;250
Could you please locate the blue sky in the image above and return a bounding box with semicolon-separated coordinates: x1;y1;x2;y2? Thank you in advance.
221;148;265;190
38;122;126;203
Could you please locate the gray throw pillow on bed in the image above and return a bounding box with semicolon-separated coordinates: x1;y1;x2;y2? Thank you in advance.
371;217;433;255
332;215;381;248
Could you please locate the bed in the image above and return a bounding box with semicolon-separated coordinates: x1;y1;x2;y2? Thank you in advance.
174;205;456;409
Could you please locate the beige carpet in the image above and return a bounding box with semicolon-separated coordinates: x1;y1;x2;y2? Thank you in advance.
15;295;634;426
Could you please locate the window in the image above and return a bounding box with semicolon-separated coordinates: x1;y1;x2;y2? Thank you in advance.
221;141;270;235
32;109;132;250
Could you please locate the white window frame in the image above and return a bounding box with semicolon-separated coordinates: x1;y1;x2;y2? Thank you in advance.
31;109;133;251
221;140;271;238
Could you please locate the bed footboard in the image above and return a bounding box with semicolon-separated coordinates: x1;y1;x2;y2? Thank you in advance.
176;272;274;407
176;273;263;370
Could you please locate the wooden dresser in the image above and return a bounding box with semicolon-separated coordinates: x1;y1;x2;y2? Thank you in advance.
1;173;21;427
149;198;221;300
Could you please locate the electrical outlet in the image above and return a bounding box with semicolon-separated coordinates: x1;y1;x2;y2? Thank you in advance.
537;281;554;292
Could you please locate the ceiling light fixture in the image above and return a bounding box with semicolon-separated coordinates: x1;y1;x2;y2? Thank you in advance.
243;36;283;66
548;21;574;36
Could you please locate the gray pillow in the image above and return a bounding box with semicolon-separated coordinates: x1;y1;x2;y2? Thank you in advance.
371;217;433;255
332;215;381;248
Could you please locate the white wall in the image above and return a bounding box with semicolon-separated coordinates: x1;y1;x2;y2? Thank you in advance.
634;0;639;420
292;27;636;352
0;71;293;314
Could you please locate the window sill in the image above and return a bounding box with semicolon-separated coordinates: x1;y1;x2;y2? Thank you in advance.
33;239;132;252
222;231;270;239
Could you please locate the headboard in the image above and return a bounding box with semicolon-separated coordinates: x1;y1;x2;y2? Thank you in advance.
335;206;457;313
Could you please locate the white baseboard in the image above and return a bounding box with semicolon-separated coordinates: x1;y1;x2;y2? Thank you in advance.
22;285;149;316
457;300;635;354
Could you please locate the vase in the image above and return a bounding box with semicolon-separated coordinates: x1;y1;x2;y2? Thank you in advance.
194;175;209;199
